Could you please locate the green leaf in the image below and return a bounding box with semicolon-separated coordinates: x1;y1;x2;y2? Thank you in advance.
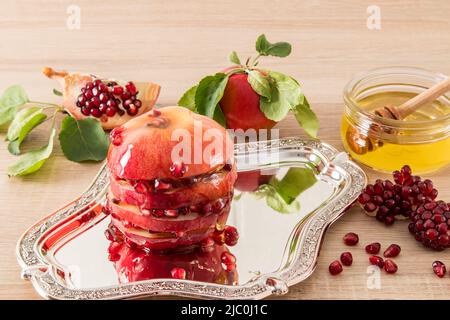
258;184;301;214
7;107;46;141
271;167;317;204
59;116;110;162
195;73;229;119
53;88;63;96
178;85;198;111
255;34;292;57
0;104;18;126
7;128;55;176
229;51;241;65
1;85;29;108
213;106;227;127
256;167;317;213
247;70;272;100
293;97;319;138
6;107;47;155
259;71;303;121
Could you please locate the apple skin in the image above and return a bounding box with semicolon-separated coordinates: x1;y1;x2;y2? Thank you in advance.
234;170;274;192
219;73;277;131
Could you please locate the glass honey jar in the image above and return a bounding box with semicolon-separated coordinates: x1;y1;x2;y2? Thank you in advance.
341;67;450;174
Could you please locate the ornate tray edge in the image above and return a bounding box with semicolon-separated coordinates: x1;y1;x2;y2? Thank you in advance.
16;137;367;300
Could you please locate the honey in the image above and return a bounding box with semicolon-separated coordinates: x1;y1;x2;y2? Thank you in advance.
341;67;450;174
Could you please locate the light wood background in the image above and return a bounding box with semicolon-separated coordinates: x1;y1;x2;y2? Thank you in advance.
0;0;449;299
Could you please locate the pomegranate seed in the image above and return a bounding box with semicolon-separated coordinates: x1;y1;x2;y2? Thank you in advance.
211;228;225;245
369;255;384;268
121;92;131;100
110;127;123;146
432;261;446;278
151;209;165;218
104;229;114;241
133;181;148;194
99;103;108;113
383;244;401;258
169;162;186;178
343;232;359;246
127;105;139;116
81;107;90;116
99;93;108;103
105;107;117;117
113;86;124;95
329;260;343;275
358;193;371;204
221;252;236;266
164;209;179;218
90;108;102;118
134;99;142;108
154;179;171;191
170;267;186;280
340;252;353;266
125;81;137;95
223;226;239;246
384;259;398;274
108;241;122;254
151;109;161;116
108;253;120;262
200;237;215;253
365;242;381;254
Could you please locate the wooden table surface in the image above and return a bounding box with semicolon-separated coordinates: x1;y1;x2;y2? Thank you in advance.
1;0;449;299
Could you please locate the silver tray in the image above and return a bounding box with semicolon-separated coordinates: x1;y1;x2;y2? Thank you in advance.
16;138;366;300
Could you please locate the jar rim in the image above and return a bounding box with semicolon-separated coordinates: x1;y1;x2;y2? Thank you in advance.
343;66;450;130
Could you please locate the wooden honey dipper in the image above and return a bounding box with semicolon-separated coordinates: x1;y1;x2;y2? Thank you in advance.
346;76;450;155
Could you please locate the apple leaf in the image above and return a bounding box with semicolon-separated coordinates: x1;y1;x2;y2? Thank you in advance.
59;116;109;162
255;34;292;58
293;97;320;138
0;85;29;125
229;51;241;65
195;73;229;119
247;70;272;100
178;85;197;111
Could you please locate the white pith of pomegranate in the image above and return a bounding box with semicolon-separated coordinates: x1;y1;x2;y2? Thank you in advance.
43;67;160;130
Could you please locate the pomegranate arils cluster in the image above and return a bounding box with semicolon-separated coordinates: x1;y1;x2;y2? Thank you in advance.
76;79;142;118
358;165;438;225
408;201;450;251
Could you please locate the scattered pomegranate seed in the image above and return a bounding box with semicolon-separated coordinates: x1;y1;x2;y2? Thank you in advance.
432;261;447;278
369;255;385;268
343;232;359;246
211;228;225;245
108;253;120;262
384;259;398;274
170;267;187;280
365;242;381;254
329;260;343;275
108;241;122;254
383;244;401;258
164;209;179;218
169;162;186;178
340;252;353;266
223;226;239;246
221;252;236;266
